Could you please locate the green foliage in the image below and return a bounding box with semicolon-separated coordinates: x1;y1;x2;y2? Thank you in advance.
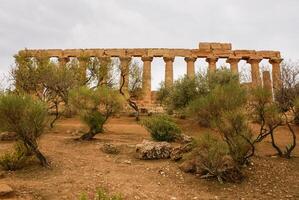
0;142;31;171
189;75;247;127
190;133;243;183
157;74;208;114
141;115;181;142
194;133;229;172
0;93;47;139
82;111;106;134
79;188;123;200
217;111;253;165
187;70;252;165
69;86;124;139
0;93;48;166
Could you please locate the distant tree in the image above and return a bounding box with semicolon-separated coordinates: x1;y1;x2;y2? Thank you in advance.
250;86;296;158
157;74;208;115
119;60;144;121
0;94;48;166
69;86;124;140
11;52;82;127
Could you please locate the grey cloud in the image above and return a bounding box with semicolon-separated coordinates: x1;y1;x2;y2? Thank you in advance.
0;0;298;88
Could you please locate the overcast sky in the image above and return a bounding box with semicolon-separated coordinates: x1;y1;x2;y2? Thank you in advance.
1;0;298;89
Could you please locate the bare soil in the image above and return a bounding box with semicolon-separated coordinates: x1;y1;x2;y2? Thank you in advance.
0;117;298;200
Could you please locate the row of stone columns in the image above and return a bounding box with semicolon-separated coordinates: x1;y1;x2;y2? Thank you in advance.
140;56;282;103
54;55;282;104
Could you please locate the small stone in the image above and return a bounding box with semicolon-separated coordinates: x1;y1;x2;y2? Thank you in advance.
135;140;172;160
0;183;13;196
0;131;17;141
123;160;132;165
101;143;120;155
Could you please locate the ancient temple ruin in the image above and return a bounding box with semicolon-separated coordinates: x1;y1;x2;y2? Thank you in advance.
18;42;283;105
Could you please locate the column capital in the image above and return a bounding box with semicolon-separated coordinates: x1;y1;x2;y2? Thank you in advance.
163;56;175;62
247;57;262;64
269;58;283;64
184;57;197;62
141;56;153;62
206;56;218;63
227;56;241;64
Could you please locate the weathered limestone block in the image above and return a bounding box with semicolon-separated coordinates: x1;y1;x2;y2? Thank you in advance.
101;143;120;154
234;50;256;59
198;42;211;50
126;49;147;57
210;43;222;50
221;43;232;50
104;49;126;57
170;143;193;161
135;140;172;160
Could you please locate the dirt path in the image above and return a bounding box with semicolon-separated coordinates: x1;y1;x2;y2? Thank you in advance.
0;117;298;200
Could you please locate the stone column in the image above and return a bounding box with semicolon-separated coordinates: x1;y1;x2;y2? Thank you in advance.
58;57;70;67
227;57;241;74
185;57;197;78
248;57;262;87
119;57;131;92
142;56;153;103
164;57;175;87
269;58;283;90
206;56;218;73
78;57;89;85
262;71;272;92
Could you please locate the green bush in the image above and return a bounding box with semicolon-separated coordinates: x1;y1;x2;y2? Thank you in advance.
186;133;243;183
141;115;181;142
0;93;48;167
0;143;31;171
217;111;253;165
157;75;208;115
82;111;106;134
189;77;247;127
79;188;122;200
69;86;124;140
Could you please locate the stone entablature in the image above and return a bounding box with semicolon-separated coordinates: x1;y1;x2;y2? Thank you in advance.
17;42;283;104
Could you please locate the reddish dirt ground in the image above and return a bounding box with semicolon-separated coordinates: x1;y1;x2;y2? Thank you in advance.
0;116;299;200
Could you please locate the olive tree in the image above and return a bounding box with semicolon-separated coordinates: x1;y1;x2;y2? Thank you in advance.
69;86;124;140
0;94;48;166
250;86;296;158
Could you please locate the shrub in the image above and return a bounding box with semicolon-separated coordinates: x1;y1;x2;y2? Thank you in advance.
141;115;181;142
189;77;247;127
183;133;243;183
79;188;122;200
157;74;208;114
0;143;30;171
217;111;253;165
70;86;124;140
0;93;48;167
